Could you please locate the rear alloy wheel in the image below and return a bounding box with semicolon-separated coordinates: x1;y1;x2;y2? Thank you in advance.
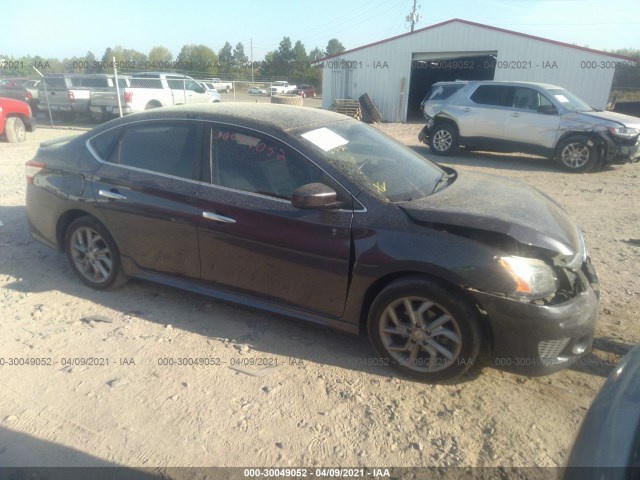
5;117;26;143
556;135;598;173
429;123;458;156
368;277;481;381
65;217;126;289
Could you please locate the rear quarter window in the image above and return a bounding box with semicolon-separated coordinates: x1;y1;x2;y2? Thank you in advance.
425;84;465;101
88;127;122;161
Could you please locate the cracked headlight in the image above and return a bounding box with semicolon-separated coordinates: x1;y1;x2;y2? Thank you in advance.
498;256;558;300
608;127;640;140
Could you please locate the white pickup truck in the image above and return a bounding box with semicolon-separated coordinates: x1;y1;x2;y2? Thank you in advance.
270;81;297;96
122;73;218;114
210;78;233;93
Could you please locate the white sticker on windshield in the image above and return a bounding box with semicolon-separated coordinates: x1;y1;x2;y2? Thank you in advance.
301;127;349;152
554;94;570;103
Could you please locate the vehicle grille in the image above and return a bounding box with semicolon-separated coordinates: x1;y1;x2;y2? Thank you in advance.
538;338;571;358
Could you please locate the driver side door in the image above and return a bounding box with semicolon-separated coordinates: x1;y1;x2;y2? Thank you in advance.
196;125;354;317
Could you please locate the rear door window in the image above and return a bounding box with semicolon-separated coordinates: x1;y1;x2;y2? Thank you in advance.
108;122;203;180
470;85;514;107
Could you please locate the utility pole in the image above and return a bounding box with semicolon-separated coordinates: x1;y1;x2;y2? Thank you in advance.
251;38;254;84
406;0;421;32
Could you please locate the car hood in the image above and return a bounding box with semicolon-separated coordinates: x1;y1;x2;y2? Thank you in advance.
568;110;640;129
399;171;583;261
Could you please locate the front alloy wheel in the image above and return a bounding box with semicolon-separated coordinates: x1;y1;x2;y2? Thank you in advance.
368;277;481;381
65;217;126;289
428;124;458;156
556;135;598;173
379;297;462;373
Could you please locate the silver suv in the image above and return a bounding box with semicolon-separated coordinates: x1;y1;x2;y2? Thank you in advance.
419;81;640;173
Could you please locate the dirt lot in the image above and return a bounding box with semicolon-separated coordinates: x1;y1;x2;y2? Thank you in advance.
0;120;638;471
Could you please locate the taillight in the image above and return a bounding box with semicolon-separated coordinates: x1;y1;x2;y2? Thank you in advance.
123;91;133;103
25;160;46;184
68;91;75;102
25;89;33;100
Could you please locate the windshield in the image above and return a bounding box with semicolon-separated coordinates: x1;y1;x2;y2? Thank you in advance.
547;88;593;112
298;122;444;202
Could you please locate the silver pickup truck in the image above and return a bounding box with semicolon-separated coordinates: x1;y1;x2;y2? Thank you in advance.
38;75;91;120
87;75;131;122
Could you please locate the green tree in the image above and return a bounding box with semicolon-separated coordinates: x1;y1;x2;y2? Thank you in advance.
325;38;345;56
309;47;325;62
277;36;294;65
148;46;173;65
291;40;309;82
218;42;233;75
176;44;218;76
233;42;248;67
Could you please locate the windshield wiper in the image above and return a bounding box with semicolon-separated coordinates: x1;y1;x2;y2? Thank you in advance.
431;172;455;194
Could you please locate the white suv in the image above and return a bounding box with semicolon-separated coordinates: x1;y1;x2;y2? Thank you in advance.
419;81;640;173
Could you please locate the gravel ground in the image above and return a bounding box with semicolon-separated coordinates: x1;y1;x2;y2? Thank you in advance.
0;121;638;471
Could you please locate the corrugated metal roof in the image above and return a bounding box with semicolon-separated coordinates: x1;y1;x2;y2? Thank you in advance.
312;18;637;63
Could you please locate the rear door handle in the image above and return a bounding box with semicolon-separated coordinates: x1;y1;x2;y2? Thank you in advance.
510;113;520;117
202;211;236;224
98;189;127;200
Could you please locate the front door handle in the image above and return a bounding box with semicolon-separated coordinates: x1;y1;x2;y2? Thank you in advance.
202;211;236;224
98;189;127;200
510;113;520;117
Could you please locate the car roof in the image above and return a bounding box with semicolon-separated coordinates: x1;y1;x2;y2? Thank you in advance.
95;103;353;133
432;80;563;89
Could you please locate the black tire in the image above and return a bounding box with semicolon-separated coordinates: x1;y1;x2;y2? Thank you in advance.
145;101;161;110
90;110;105;124
64;216;127;290
428;123;458;156
359;93;383;124
368;277;482;382
60;111;77;122
5;117;26;143
555;135;599;173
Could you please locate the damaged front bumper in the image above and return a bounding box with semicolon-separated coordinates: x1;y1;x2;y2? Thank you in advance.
468;257;600;375
599;131;640;165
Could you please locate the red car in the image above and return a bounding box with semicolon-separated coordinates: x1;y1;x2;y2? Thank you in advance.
0;97;36;143
294;84;317;98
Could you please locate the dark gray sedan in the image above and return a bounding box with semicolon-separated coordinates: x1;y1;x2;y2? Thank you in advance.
25;103;599;381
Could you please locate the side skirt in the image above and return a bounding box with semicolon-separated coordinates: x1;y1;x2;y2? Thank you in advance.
121;257;360;335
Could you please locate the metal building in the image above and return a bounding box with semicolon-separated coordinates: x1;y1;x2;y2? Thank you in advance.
314;18;633;122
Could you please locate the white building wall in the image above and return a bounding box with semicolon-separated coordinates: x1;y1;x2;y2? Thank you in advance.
320;21;621;122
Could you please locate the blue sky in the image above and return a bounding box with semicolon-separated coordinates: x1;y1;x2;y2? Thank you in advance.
2;0;639;61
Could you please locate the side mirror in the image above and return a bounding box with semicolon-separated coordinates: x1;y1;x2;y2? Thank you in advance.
291;183;338;209
538;105;558;115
